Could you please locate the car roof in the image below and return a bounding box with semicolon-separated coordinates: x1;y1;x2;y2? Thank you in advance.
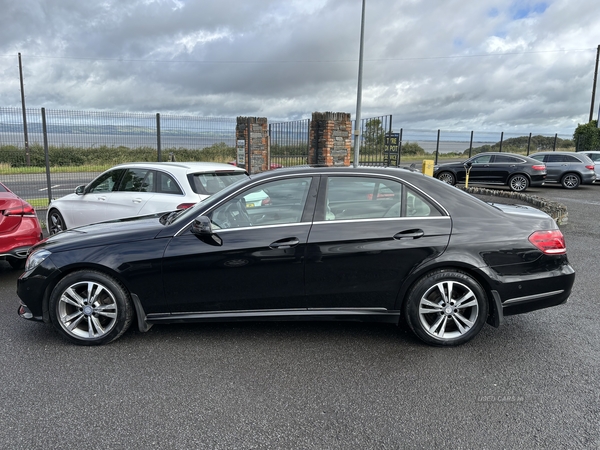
110;161;247;174
530;151;593;161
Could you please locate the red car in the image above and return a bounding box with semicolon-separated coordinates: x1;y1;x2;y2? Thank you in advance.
0;182;43;269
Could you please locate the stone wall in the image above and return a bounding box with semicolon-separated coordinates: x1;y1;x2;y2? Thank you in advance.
461;186;568;225
309;112;352;166
236;117;269;174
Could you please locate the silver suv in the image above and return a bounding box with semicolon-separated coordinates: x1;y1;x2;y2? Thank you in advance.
529;152;596;189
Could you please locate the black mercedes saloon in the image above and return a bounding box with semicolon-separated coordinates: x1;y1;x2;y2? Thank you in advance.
17;166;575;346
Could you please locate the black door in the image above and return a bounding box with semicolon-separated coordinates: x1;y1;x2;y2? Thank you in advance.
161;176;317;313
304;175;452;311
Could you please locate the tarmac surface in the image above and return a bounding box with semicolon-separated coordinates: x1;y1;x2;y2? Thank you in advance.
0;182;598;449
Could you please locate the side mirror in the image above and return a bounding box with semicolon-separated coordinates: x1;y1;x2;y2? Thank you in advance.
463;161;473;169
191;216;222;246
75;185;86;195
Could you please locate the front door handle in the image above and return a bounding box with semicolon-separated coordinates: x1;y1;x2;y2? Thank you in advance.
132;198;143;203
270;238;300;249
393;229;424;240
97;196;107;201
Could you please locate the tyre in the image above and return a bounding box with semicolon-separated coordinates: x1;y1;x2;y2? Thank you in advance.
437;172;456;185
561;173;580;189
508;174;529;192
7;258;26;270
49;270;133;345
48;209;67;235
403;270;488;346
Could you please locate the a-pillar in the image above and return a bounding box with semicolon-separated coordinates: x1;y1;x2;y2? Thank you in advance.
309;112;352;166
236;117;269;174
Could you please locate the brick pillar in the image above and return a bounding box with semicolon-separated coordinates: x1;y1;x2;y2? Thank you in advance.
309;112;352;166
236;117;269;174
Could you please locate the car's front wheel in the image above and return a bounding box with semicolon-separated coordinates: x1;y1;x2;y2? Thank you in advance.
561;173;580;189
48;209;67;235
403;270;488;346
508;174;529;192
436;172;456;185
49;270;133;345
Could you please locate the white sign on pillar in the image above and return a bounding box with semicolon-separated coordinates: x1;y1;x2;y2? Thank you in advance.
237;139;246;166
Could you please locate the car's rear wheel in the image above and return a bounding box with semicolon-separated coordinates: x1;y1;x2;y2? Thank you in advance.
48;209;67;234
49;270;133;345
561;173;580;189
508;174;529;192
437;172;456;185
403;270;488;346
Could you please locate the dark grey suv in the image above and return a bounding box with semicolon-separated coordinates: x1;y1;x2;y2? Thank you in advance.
529;152;596;189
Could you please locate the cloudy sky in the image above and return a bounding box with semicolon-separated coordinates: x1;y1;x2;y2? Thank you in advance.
1;0;599;135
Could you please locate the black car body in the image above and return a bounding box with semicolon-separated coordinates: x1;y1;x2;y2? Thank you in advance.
17;166;575;346
434;152;547;192
529;151;596;188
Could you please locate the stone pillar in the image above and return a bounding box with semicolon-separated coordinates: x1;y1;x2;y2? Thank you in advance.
236;117;269;174
309;112;352;166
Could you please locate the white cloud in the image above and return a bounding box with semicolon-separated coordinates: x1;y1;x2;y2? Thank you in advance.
0;0;599;135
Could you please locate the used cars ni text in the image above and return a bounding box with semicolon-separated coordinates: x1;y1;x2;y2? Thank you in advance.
433;152;546;192
0;182;43;269
18;166;575;346
46;162;249;235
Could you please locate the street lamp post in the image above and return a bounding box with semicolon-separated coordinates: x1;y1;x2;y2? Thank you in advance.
353;0;366;168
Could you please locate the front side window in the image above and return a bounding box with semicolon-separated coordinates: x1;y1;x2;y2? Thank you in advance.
87;169;125;193
210;177;312;230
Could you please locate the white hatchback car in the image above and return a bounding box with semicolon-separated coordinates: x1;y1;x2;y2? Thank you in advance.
47;162;249;235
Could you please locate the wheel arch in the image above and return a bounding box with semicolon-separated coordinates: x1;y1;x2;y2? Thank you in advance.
394;261;496;321
42;263;139;326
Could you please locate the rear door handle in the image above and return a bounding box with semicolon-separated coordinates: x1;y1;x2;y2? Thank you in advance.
132;198;143;203
270;238;300;249
393;229;424;240
97;196;106;201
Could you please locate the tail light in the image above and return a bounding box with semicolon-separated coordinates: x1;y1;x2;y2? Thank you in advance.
528;230;566;255
585;164;594;170
532;165;546;171
176;203;196;210
2;203;36;217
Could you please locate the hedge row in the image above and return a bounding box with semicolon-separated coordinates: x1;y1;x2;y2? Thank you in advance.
0;142;236;167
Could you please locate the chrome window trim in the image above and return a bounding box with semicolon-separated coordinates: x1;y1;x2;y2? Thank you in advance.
312;216;451;226
174;170;451;236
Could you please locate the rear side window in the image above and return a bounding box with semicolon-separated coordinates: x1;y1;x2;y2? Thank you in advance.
494;155;522;163
546;155;566;163
118;168;153;192
0;184;7;192
189;172;249;196
564;155;582;163
157;172;183;195
324;176;441;220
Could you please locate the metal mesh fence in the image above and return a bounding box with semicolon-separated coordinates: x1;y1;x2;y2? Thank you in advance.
269;119;310;167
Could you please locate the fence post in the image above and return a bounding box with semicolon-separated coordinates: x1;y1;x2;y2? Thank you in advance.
156;113;161;162
499;132;504;152
434;129;440;165
469;130;474;158
398;128;403;164
553;133;558;151
527;133;532;155
41;108;53;203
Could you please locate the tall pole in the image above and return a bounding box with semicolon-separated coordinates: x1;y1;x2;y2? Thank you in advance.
353;0;366;168
590;44;600;123
18;53;30;166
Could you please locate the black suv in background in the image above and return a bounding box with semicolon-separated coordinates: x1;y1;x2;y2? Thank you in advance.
529;152;596;189
433;152;546;192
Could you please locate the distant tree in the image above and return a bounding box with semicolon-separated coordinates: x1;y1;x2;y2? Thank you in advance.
362;118;385;154
573;120;600;151
401;142;425;156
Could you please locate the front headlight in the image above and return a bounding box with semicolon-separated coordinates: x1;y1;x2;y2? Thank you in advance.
25;249;51;272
